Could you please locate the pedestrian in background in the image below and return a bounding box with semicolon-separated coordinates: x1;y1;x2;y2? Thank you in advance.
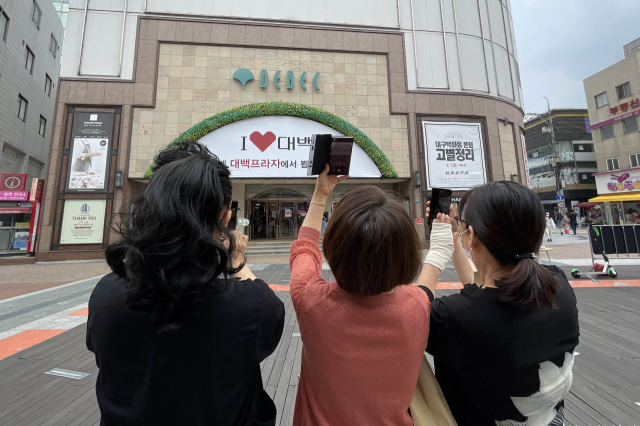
554;209;563;227
545;211;556;242
321;211;328;237
88;142;285;426
422;181;580;426
289;165;453;426
567;209;579;237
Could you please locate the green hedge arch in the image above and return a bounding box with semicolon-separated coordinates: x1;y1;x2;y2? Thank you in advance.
143;101;398;179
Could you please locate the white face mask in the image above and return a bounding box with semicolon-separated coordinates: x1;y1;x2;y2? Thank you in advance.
459;228;474;262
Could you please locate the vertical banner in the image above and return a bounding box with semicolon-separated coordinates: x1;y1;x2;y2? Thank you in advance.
521;133;531;188
60;199;107;245
422;121;487;190
66;112;115;193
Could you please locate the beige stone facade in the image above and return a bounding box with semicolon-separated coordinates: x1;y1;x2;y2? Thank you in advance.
129;45;409;178
584;53;640;172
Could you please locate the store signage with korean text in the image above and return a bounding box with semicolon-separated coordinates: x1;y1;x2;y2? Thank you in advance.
594;168;640;195
0;191;29;201
29;178;45;202
422;121;487;190
196;115;381;178
591;99;640;130
609;99;640;115
233;68;321;91
60;199;107;245
66;112;115;193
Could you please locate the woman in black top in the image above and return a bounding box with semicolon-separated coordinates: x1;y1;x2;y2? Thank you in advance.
418;181;579;426
87;142;285;426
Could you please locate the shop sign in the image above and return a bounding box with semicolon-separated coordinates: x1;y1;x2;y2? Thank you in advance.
60;199;107;245
29;178;45;202
590;108;640;130
609;99;640;115
1;173;27;191
197;115;381;178
0;191;29;201
233;68;321;91
594;168;640;194
0;208;30;214
416;218;423;224
422;121;487;190
66;112;115;193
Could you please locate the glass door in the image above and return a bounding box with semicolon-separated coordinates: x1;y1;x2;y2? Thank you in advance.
280;201;295;239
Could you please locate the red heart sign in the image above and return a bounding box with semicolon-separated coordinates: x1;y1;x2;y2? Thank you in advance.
249;131;276;152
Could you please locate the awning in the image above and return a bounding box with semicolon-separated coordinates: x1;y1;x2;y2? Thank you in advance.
589;194;640;202
574;202;600;208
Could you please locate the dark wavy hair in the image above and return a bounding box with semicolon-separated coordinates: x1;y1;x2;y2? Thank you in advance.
460;181;558;307
106;142;242;329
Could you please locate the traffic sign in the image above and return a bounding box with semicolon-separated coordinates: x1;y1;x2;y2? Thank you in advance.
558;202;565;208
556;195;565;201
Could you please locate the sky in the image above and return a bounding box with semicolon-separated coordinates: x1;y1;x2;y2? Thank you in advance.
511;0;640;115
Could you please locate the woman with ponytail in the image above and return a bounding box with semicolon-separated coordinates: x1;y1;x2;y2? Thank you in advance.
87;142;284;426
417;181;579;426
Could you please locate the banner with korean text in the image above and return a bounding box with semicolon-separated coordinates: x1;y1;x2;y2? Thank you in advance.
197;116;381;178
422;121;487;190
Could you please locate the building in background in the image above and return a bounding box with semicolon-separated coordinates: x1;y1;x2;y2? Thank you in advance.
51;0;69;29
524;109;597;215
37;0;527;261
0;0;63;254
583;39;640;224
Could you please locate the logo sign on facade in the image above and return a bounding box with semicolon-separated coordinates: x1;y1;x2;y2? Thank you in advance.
0;191;29;201
196;116;381;178
234;68;321;91
594;168;640;194
422;121;487;190
29;178;45;202
60;199;107;245
609;99;639;115
1;173;27;191
416;218;423;224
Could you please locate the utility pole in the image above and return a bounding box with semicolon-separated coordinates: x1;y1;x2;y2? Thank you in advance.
540;98;564;212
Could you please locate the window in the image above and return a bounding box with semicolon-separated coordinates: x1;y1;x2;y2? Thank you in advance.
606;157;620;171
578;173;596;184
600;124;615;140
578;133;593;140
25;46;35;74
18;95;28;122
50;34;58;58
38;116;46;137
0;11;8;42
623;117;639;134
32;1;42;29
630;153;640;168
616;82;632;100
595;92;609;108
45;74;52;96
573;143;594;153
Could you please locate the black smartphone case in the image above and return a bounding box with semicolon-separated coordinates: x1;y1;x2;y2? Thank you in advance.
308;134;333;176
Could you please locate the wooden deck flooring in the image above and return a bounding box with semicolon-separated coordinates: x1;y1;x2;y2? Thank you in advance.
1;286;640;425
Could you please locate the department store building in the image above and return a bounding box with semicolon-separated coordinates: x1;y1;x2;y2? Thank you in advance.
37;0;526;260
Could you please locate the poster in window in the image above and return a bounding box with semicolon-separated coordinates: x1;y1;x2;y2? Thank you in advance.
422;121;487;190
12;232;29;250
66;112;115;193
60;199;107;245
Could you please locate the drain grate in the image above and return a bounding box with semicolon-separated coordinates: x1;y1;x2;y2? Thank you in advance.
44;368;90;380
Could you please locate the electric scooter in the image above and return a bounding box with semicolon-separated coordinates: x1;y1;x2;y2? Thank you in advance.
571;224;617;279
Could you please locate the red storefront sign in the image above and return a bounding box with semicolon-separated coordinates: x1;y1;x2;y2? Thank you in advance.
0;208;30;214
610;99;640;115
29;178;45;202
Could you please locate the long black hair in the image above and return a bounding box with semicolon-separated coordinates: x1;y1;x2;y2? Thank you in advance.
460;181;558;307
106;142;242;328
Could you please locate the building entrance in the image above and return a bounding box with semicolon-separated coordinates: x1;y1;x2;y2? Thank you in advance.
248;199;310;240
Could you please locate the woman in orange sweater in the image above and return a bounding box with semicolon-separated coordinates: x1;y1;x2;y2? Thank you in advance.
289;166;454;426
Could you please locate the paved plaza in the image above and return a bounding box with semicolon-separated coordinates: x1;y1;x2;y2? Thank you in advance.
1;244;640;425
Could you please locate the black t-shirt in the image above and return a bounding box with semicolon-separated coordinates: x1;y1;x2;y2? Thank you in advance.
422;266;579;426
87;273;285;426
567;212;578;223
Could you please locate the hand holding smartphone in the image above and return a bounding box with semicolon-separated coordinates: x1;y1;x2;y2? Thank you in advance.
427;188;453;228
308;134;354;176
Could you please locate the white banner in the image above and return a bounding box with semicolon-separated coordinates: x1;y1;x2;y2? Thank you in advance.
197;116;381;178
422;121;487;190
60;199;107;245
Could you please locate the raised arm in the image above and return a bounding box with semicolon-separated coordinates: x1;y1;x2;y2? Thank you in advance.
289;165;349;307
417;214;454;295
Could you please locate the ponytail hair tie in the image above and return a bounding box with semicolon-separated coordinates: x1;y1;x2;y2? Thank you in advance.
515;253;537;260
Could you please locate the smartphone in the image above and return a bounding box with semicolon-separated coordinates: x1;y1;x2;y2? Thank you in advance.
427;188;453;227
229;200;239;230
308;134;354;176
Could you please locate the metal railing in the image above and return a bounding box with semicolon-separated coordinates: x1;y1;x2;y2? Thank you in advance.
590;224;640;258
